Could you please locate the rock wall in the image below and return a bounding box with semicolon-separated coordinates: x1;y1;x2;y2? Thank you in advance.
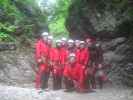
66;0;133;86
66;0;132;39
0;49;35;87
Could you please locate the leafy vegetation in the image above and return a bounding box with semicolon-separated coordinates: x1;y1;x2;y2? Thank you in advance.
0;32;16;42
47;0;71;38
0;0;133;42
0;0;47;42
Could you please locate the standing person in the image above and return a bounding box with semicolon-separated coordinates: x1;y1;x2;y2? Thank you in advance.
88;44;97;89
95;43;111;89
77;41;90;66
78;41;90;90
49;40;63;90
47;35;54;72
60;37;69;69
95;43;103;65
86;38;97;89
35;32;49;90
75;40;80;64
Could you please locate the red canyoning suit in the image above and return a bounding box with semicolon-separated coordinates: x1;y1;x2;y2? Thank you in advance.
63;63;87;92
75;48;80;64
76;48;90;66
78;48;90;66
35;39;49;89
76;48;90;89
60;47;69;67
49;47;63;89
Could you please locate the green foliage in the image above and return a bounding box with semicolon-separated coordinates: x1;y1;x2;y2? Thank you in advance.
47;0;71;38
0;23;16;33
111;0;128;8
0;32;16;42
0;0;47;42
0;22;16;42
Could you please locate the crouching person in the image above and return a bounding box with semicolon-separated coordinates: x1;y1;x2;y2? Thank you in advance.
63;53;88;93
63;54;75;92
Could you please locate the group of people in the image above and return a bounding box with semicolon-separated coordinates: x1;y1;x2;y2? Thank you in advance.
34;32;111;93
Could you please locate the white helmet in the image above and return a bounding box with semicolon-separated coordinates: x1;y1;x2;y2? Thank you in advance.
95;43;100;47
48;36;53;40
56;40;61;43
80;41;85;44
61;37;67;41
68;39;74;43
75;40;81;44
69;53;76;57
42;32;49;36
75;40;80;42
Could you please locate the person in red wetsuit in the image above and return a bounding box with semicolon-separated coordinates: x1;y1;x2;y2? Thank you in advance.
49;40;63;90
63;53;88;92
78;41;91;90
47;35;54;71
63;53;77;92
60;37;69;69
35;32;50;90
75;40;81;64
78;41;90;66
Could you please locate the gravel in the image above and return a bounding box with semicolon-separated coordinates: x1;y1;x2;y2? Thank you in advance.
0;85;132;100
